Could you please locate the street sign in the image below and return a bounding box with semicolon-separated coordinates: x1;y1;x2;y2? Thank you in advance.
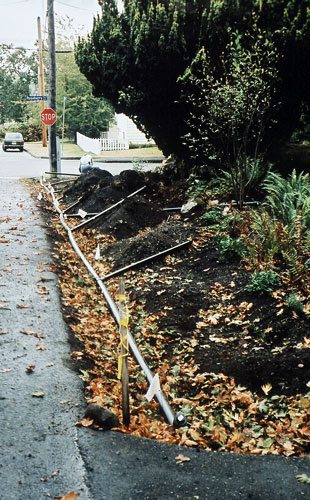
27;96;48;101
41;108;57;125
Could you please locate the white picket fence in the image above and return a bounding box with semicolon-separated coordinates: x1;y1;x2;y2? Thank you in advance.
99;138;128;150
77;132;129;154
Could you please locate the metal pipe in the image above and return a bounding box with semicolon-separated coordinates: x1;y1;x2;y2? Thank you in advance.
71;185;146;232
51;178;76;186
63;198;83;214
45;171;80;177
102;240;191;281
64;212;99;218
40;179;186;427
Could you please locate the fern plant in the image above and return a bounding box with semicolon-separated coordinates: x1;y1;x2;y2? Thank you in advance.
263;170;310;231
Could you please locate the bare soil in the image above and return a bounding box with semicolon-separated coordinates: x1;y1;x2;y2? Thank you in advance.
61;167;310;399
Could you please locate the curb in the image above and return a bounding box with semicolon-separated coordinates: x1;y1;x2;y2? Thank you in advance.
24;149;164;163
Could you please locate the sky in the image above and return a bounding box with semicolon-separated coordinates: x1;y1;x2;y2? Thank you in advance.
0;0;104;50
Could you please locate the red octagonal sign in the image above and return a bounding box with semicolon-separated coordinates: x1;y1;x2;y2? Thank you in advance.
41;108;57;125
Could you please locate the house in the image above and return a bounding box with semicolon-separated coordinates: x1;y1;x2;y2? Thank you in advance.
102;113;155;149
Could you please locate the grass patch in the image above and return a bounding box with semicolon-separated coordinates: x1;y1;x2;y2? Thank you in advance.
25;141;164;159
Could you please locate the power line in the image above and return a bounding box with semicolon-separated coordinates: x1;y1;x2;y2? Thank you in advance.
0;0;31;5
55;0;97;12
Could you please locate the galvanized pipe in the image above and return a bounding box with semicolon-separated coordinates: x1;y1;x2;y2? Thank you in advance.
40;178;186;427
71;185;146;232
102;240;191;281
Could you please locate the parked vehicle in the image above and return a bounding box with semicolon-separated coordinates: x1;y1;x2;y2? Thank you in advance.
2;132;24;152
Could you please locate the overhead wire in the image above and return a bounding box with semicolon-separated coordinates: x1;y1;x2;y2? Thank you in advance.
55;0;98;12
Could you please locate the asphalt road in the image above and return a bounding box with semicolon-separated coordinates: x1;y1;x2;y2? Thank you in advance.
0;147;158;178
0;168;310;499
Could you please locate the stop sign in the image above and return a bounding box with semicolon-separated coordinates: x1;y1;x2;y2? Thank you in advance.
41;108;57;125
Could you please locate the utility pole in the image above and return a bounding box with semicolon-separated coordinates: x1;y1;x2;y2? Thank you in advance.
61;96;66;155
47;0;57;175
37;17;47;148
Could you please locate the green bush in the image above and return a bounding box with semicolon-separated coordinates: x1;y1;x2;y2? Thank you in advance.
200;207;223;226
246;270;281;295
215;234;245;262
286;293;304;315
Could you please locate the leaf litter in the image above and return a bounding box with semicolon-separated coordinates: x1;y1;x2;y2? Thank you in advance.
31;169;310;455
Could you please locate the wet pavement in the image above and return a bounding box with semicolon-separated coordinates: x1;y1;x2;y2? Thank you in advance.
0;178;310;500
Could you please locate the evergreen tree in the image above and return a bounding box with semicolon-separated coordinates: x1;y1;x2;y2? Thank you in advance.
75;0;310;168
76;0;210;157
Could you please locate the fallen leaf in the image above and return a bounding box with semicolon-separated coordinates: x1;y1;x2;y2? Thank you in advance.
26;365;35;374
16;304;31;309
59;492;80;500
0;368;13;373
175;453;191;464
207;313;221;325
296;473;310;484
261;383;272;395
20;330;46;339
76;418;93;427
35;344;47;350
32;390;44;397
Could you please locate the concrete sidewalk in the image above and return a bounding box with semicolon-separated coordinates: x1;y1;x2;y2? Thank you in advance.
0;178;310;500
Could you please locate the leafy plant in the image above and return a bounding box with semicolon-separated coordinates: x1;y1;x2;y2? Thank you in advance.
246;270;281;295
286;293;304;315
179;25;280;205
186;175;210;204
263;170;310;231
132;159;149;172
216;234;245;262
200;207;223;226
220;157;272;209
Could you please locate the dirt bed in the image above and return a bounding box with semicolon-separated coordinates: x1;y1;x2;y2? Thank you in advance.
33;168;310;455
60;168;310;397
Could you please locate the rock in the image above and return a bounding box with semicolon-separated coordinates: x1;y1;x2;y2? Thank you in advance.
85;404;119;429
181;199;198;214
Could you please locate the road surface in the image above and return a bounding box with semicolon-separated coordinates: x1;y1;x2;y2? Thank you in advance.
0;147;159;179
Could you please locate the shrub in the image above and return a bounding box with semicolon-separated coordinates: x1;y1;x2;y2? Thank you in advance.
216;235;245;262
246;270;281;295
286;293;304;315
179;25;280;207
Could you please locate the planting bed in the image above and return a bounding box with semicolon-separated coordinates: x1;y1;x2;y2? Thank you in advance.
34;167;310;454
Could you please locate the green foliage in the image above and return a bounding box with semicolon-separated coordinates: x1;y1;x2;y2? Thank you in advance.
215;234;245;262
75;0;210;160
200;207;222;226
75;0;310;174
220;157;273;208
131;159;148;172
263;169;310;231
55;15;114;139
246;270;281;295
286;293;304;315
0;45;37;124
179;25;278;205
186;175;210;203
240;169;310;286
